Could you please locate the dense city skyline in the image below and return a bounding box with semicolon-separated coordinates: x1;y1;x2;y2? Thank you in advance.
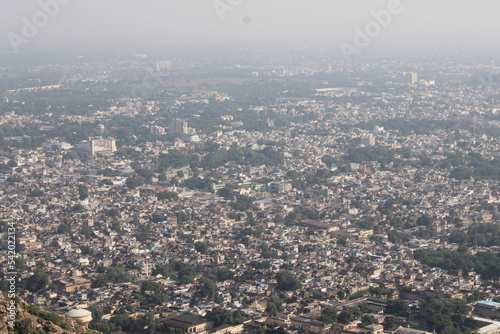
1;1;500;334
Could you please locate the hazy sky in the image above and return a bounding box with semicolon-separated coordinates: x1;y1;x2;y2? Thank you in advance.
1;0;500;51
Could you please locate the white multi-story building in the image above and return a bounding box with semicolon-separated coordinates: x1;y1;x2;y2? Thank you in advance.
78;138;116;156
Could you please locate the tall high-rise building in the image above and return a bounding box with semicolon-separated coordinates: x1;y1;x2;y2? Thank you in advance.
78;138;116;156
396;72;418;85
361;134;376;146
150;125;165;136
256;118;275;129
169;119;189;135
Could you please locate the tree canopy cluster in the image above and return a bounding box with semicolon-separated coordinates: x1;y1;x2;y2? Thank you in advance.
151;260;201;284
89;311;158;334
414;248;500;280
276;270;301;291
93;267;134;288
25;268;49;292
205;307;245;327
418;293;477;334
449;223;500;247
200;146;284;169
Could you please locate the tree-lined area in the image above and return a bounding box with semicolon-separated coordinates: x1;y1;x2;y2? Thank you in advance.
413;248;500;280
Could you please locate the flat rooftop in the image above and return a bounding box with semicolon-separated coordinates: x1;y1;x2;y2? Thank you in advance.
162;314;208;327
476;301;500;309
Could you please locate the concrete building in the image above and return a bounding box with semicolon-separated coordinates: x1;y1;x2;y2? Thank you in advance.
156;60;172;70
397;72;418;85
161;314;214;334
186;134;200;143
78;138;116;156
151;125;165;136
256;119;275;129
474;317;500;334
394;329;432;334
269;182;293;193
361;134;376;146
169;119;190;135
475;301;500;320
42;140;73;150
59;277;92;293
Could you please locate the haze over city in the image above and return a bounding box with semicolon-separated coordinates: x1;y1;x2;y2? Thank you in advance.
1;0;500;50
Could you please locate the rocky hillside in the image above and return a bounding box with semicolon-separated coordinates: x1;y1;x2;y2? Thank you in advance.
0;293;100;334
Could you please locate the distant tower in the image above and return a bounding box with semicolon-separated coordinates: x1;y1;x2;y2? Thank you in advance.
361;134;376;146
397;72;418;85
256;119;274;129
150;125;165;136
97;124;105;134
156;61;172;71
169;119;189;135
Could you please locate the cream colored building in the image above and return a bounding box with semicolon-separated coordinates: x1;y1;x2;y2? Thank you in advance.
162;314;214;334
78;138;116;156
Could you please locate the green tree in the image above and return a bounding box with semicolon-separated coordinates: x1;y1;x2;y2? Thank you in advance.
416;214;433;227
276;270;301;291
172;262;197;284
311;290;325;300
141;281;162;294
57;223;71;234
194;241;209;254
217;186;233;199
6;175;22;183
80;245;92;255
205;307;244;327
152;263;172;278
15;318;33;333
14;257;27;271
93;267;133;288
215;268;233;282
71;204;86;212
319;306;337;323
26;268;49;292
419;293;476;334
231;195;258;211
265;295;284;316
77;184;89;200
338;307;362;324
88;306;104;322
106;208;120;217
28;188;44;197
111;219;121;231
321;155;338;166
81;225;91;237
386;300;410;317
360;315;377;327
337;238;347;247
126;176;145;189
199;276;217;301
157;190;179;200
